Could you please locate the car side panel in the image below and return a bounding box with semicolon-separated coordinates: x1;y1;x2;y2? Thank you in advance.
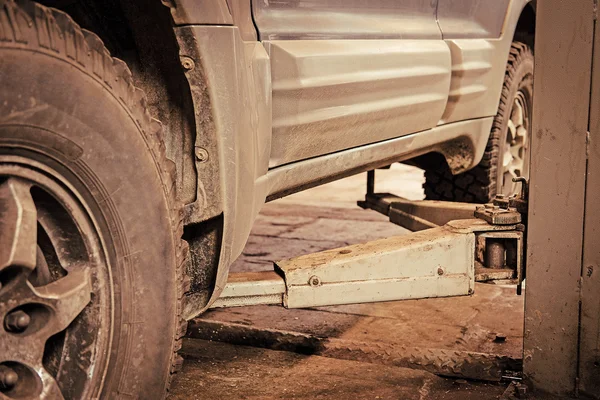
438;39;499;125
437;0;511;39
436;0;522;125
267;40;452;167
253;1;449;168
252;0;440;40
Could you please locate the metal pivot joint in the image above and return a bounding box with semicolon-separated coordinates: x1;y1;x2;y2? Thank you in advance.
475;195;521;225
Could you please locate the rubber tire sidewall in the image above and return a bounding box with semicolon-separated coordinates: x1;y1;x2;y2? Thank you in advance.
1;48;178;398
494;50;534;196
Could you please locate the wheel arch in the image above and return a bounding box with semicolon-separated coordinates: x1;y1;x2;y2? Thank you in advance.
514;1;536;51
38;0;199;207
35;0;230;315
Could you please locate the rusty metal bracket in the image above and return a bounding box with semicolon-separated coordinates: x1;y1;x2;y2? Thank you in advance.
474;203;522;225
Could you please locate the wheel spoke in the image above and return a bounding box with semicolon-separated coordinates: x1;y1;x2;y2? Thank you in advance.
37;365;65;400
0;164;104;400
507;119;517;142
33;268;92;335
511;98;524;128
516;125;528;141
0;270;89;400
501;93;530;196
0;178;37;271
503;147;513;168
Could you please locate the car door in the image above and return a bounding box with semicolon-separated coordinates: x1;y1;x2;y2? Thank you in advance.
435;0;513;125
252;0;453;168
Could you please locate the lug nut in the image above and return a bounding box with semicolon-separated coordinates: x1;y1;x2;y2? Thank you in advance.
5;310;30;333
0;365;18;390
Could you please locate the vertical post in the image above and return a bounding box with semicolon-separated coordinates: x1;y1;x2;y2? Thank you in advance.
367;170;375;195
579;9;600;397
524;0;594;395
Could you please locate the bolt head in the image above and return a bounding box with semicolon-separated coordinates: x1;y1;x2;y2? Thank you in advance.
194;147;209;162
5;310;30;332
0;367;18;389
437;267;444;276
180;56;195;71
308;275;321;287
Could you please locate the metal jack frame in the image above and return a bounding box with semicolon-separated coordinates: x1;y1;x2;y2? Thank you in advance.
212;170;526;311
208;170;528;382
358;171;528;293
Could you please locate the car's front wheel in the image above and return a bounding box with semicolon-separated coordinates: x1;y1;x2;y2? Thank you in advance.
0;1;187;398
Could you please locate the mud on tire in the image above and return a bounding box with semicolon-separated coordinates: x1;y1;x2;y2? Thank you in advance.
0;0;188;398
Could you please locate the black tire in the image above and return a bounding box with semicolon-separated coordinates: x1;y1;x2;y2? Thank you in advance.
0;1;188;398
424;42;534;203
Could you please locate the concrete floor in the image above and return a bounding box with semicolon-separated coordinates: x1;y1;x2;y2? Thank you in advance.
169;164;526;399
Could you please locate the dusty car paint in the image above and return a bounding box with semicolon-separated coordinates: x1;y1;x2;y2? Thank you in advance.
267;39;452;167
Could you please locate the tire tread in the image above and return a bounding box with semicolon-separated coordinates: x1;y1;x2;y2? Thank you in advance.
0;0;188;395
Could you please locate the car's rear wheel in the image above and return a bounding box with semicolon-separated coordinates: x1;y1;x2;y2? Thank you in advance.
424;42;534;202
0;1;187;398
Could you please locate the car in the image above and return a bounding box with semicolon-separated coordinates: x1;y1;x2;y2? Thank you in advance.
0;0;534;398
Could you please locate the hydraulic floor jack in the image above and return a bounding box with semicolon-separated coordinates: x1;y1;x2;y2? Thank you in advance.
196;170;529;383
211;170;528;310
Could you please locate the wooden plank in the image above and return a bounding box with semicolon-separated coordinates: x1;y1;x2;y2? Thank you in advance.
523;0;594;395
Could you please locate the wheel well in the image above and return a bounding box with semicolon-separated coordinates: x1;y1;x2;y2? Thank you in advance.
514;2;536;51
37;0;198;206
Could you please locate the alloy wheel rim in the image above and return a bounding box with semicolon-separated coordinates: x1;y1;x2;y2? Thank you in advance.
0;158;110;400
501;91;531;196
